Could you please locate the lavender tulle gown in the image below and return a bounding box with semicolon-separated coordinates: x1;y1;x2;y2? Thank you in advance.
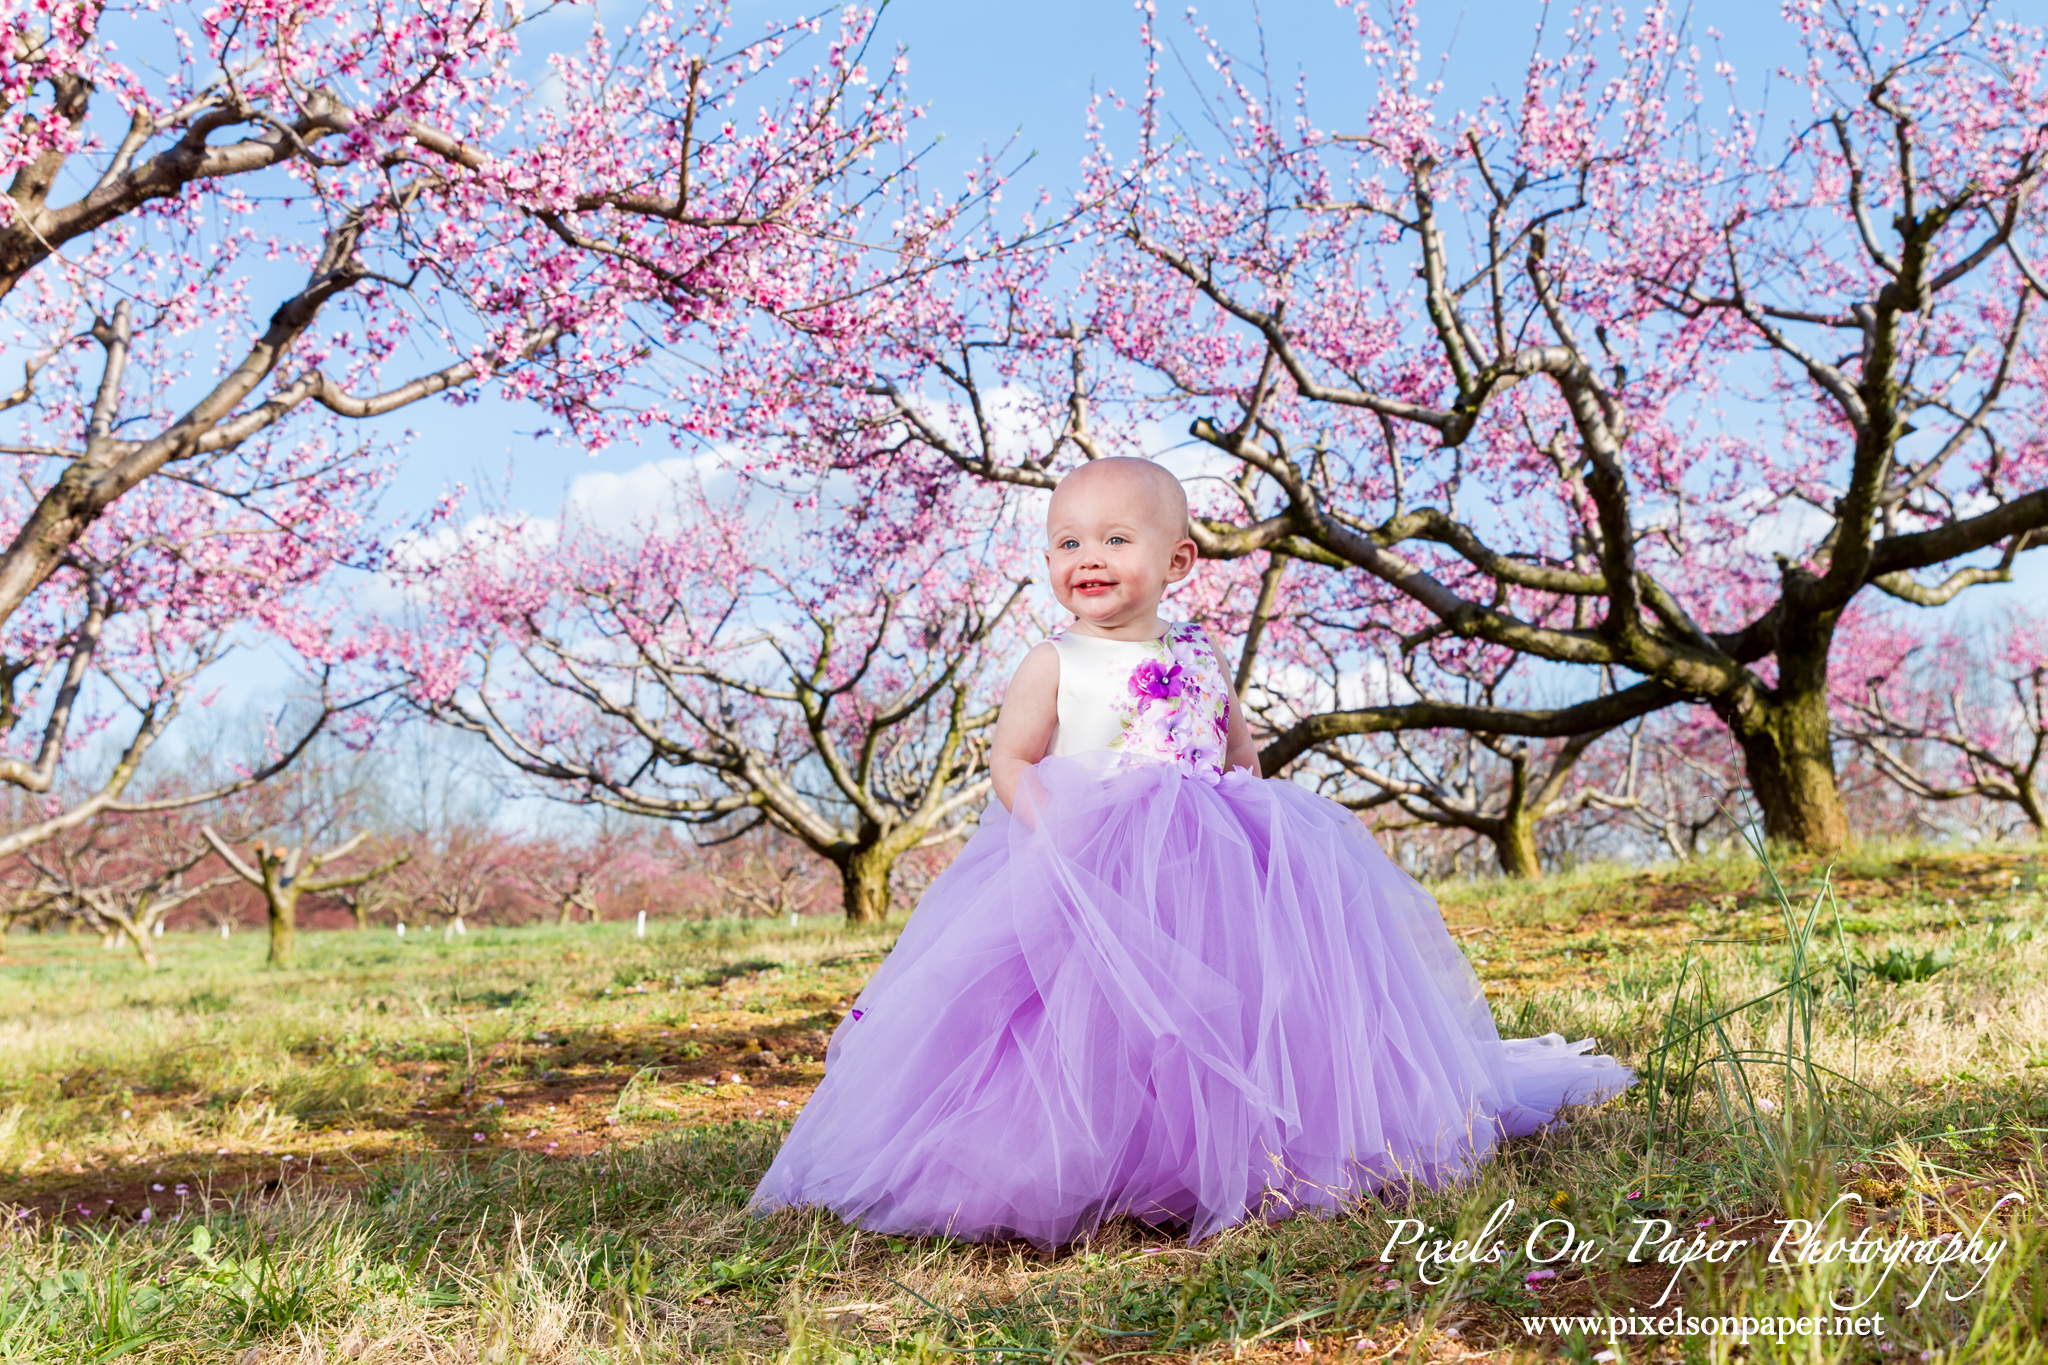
749;624;1634;1248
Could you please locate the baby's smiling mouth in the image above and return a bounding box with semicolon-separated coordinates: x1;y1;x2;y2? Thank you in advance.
1073;575;1117;595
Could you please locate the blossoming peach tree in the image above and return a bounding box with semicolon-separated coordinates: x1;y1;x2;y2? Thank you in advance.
1834;605;2048;837
804;0;2048;855
1;0;959;859
395;480;1039;924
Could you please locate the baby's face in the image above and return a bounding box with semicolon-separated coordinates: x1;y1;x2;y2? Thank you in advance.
1044;462;1196;634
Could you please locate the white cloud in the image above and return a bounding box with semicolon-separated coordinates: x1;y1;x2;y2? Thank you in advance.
566;451;739;532
359;511;560;614
1732;488;1834;562
391;511;560;573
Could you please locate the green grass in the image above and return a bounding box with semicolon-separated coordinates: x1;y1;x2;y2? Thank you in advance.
3;842;2047;1361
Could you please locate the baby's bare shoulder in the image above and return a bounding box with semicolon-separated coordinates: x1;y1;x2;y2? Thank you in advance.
1007;640;1062;692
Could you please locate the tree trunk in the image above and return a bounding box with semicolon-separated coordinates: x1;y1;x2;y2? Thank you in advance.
839;845;896;924
352;900;370;931
2018;779;2046;837
1487;746;1544;878
122;922;158;969
1493;811;1543;879
266;886;300;967
1724;683;1850;853
557;896;576;927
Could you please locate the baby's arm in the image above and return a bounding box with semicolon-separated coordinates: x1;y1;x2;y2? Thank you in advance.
1212;644;1263;777
989;642;1061;811
1224;701;1261;776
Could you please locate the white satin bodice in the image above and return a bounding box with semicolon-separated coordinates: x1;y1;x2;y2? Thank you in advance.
1049;634;1153;756
1046;623;1234;782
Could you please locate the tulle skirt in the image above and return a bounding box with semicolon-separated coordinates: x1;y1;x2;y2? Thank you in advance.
749;753;1634;1248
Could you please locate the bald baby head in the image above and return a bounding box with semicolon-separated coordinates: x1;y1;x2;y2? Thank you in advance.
1046;458;1190;542
1041;458;1199;632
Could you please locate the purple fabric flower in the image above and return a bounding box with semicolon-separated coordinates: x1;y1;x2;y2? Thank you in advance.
1128;659;1186;699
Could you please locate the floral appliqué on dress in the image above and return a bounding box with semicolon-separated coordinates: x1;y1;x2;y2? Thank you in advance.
1109;623;1233;782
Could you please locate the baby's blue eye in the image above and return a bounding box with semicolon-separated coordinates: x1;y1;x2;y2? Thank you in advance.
1108;535;1126;545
